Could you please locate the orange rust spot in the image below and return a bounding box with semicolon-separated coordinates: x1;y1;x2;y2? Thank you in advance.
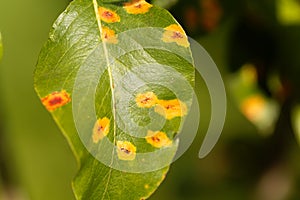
146;130;172;148
98;7;120;23
154;99;187;120
101;26;118;44
124;0;153;14
117;141;137;161
136;92;158;108
92;117;110;143
41;90;71;111
162;24;189;47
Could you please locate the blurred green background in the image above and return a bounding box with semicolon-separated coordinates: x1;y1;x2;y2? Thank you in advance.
1;0;300;199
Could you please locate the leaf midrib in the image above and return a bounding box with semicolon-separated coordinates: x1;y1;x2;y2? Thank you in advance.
92;0;116;199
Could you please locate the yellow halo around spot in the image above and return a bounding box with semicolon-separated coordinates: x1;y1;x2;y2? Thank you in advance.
101;26;118;44
154;99;187;120
124;0;153;14
98;6;120;23
92;117;110;143
41;90;71;111
117;141;137;161
135;91;158;108
146;130;172;148
162;24;189;47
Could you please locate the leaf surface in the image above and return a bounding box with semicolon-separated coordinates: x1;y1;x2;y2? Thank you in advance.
34;0;194;199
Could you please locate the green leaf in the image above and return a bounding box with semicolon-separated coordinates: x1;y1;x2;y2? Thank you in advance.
34;0;194;199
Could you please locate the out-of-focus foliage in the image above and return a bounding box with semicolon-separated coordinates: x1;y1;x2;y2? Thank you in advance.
0;33;2;61
277;0;300;25
0;0;77;199
152;0;177;9
229;64;280;133
151;0;300;199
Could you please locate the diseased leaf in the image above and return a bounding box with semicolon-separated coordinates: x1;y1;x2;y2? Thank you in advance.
34;0;194;199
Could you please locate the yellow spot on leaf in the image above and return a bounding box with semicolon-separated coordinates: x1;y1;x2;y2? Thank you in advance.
98;6;120;23
144;184;149;189
41;90;71;111
162;24;189;47
240;95;266;121
136;92;158;108
101;26;118;44
92;117;110;143
146;130;172;148
117;141;137;161
155;99;187;120
124;0;153;14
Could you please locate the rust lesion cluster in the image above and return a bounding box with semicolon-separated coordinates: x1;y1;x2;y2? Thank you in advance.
98;0;153;23
92;118;138;161
135;91;186;148
135;91;187;120
41;90;71;111
162;24;190;48
92;119;138;161
97;6;119;44
97;1;154;43
91;90;185;160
